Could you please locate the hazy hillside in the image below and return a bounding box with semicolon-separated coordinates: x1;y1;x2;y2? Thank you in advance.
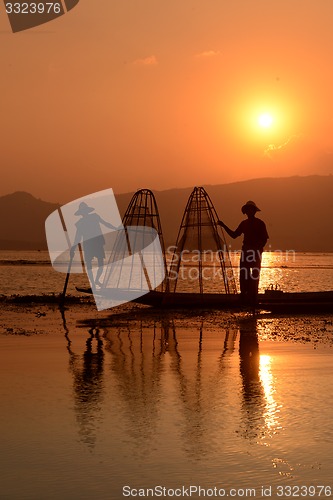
0;192;59;250
1;176;333;251
201;176;333;252
117;175;333;251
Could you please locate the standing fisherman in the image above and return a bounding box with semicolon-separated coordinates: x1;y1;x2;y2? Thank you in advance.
70;202;117;289
218;201;269;304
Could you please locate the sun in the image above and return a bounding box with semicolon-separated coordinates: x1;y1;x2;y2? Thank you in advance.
258;113;273;128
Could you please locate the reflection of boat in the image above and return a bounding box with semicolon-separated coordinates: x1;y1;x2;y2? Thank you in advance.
102;320;240;458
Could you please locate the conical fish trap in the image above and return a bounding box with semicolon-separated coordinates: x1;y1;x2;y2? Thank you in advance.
168;187;237;294
102;189;169;293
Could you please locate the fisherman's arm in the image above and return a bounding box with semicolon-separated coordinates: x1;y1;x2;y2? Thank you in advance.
217;220;242;239
98;216;118;230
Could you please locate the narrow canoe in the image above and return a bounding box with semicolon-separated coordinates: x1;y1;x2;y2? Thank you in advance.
76;287;333;312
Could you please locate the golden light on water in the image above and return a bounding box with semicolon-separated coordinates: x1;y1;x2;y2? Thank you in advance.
259;354;281;434
259;251;285;293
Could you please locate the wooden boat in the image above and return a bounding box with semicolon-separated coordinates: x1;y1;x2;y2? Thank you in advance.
76;287;333;313
75;187;333;314
133;288;333;312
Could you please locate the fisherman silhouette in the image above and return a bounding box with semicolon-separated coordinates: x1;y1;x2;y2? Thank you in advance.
70;202;117;289
218;201;269;304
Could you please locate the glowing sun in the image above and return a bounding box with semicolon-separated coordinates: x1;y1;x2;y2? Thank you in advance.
258;113;273;128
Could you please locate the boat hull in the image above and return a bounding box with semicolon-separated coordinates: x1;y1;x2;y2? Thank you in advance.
76;287;333;312
133;290;333;312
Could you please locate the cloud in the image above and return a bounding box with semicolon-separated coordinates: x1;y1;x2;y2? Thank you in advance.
195;50;220;58
264;135;300;158
132;55;158;67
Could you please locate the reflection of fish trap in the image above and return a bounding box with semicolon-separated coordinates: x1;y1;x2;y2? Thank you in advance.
168;187;237;294
102;189;168;293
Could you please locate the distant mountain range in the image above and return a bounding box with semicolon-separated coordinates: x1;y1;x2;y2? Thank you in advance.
0;192;59;250
1;175;333;251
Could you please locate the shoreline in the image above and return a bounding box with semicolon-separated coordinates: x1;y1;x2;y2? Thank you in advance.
1;297;333;348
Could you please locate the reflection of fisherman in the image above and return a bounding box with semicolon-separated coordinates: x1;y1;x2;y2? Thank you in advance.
239;321;260;387
66;328;105;449
218;201;269;304
70;202;117;288
239;319;265;440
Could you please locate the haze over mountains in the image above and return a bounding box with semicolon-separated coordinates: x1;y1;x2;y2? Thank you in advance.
0;175;332;252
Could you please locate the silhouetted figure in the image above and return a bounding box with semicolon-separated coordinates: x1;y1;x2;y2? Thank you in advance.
70;202;116;289
218;201;268;304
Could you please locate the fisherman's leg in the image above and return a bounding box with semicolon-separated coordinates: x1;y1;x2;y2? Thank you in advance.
85;258;95;290
239;252;246;296
95;256;104;287
240;251;251;300
250;251;262;304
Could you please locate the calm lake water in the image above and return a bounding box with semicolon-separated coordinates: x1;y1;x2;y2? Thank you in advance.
1;252;333;499
1;251;333;296
1;317;333;499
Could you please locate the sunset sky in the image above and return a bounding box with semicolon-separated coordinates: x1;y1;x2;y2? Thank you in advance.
1;0;333;202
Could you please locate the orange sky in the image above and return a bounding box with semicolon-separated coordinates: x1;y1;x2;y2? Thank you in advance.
1;0;333;202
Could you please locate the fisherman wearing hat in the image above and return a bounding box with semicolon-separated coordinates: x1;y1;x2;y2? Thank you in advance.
70;202;117;289
218;201;269;304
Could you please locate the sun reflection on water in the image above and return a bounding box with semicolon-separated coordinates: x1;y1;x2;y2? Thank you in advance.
259;354;282;437
260;252;285;292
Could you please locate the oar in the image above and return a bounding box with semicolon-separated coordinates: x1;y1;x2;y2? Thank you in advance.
58;207;73;307
60;253;74;306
